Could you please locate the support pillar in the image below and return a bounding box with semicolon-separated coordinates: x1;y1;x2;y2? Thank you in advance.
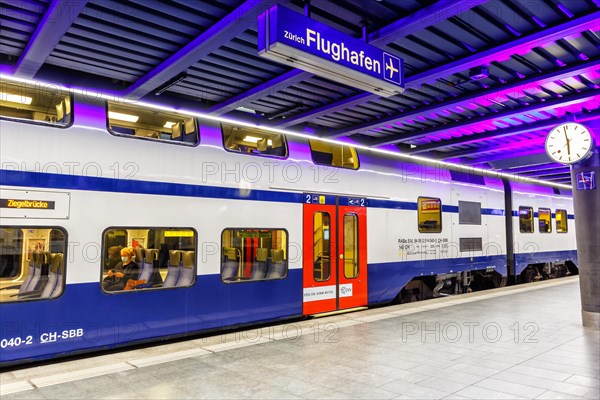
571;147;600;329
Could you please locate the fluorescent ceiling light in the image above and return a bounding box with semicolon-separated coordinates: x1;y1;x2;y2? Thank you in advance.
108;111;139;123
164;121;176;128
236;106;256;114
242;135;262;143
0;92;32;105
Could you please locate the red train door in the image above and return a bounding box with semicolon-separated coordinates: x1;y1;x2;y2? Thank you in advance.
302;194;368;315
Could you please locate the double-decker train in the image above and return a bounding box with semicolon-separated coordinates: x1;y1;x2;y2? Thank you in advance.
0;79;577;366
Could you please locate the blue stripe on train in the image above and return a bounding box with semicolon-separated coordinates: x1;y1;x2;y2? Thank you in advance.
0;249;577;364
0;270;303;364
0;169;509;215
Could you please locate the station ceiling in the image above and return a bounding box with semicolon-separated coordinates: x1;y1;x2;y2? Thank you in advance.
1;0;599;185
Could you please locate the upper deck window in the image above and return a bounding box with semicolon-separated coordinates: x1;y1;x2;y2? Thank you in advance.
107;102;198;145
0;81;72;127
222;124;287;158
309;140;359;170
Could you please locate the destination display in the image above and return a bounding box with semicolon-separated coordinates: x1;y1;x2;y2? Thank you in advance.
258;5;404;97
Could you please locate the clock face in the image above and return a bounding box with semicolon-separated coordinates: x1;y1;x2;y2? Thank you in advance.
545;123;595;165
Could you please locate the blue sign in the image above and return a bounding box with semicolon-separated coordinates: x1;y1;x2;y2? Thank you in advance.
258;5;404;97
576;171;596;190
347;197;367;207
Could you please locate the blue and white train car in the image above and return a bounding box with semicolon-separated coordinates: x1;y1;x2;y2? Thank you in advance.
0;83;577;366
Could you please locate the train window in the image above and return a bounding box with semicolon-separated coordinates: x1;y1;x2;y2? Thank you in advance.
107;102;198;145
313;212;331;282
309;139;359;170
458;201;481;225
538;208;552;233
0;81;72;127
222;123;287;158
418;197;442;233
519;206;534;233
0;227;66;303
101;228;196;292
556;209;568;233
343;214;359;279
221;229;288;282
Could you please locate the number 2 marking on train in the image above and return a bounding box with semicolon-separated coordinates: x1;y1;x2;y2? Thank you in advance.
306;194;312;204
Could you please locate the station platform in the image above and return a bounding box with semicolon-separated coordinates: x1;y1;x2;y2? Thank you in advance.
1;277;598;400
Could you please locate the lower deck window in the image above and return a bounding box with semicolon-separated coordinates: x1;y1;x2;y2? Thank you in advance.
102;228;196;292
0;227;66;303
221;229;288;282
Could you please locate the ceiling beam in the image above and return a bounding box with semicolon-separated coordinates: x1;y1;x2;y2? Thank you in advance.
502;163;570;174
122;0;279;100
280;10;600;131
520;169;571;178
326;56;600;140
458;151;553;167
14;0;89;78
206;0;486;116
368;0;489;44
441;136;548;159
407;108;600;154
372;90;600;147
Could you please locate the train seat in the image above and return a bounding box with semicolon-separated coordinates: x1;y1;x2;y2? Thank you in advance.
162;250;182;288
138;249;161;288
41;253;63;298
176;251;195;286
10;252;49;299
222;247;239;281
250;248;268;280
266;249;286;279
183;119;196;143
171;122;183;141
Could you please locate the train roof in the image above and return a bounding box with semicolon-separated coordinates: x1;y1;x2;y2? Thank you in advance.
0;0;598;186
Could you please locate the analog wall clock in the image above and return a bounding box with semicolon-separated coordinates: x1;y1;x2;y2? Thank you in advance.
545;122;595;165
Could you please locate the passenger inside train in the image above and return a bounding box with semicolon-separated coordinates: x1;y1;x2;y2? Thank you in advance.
102;247;141;291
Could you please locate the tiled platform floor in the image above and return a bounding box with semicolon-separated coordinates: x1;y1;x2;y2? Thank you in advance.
1;277;598;399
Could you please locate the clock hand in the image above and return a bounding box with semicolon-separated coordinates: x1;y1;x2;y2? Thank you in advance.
564;128;571;156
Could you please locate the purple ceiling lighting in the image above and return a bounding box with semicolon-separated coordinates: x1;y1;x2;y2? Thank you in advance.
14;0;89;78
122;0;280;100
274;11;600;130
206;0;488;116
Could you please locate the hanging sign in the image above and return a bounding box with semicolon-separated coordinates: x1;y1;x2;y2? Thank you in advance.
258;5;404;97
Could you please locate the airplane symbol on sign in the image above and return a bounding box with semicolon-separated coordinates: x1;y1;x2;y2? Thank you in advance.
383;53;401;84
386;58;398;79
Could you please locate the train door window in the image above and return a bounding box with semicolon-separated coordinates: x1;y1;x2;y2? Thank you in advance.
0;227;67;303
458;201;481;225
1;81;72;127
343;214;359;279
418;197;442;233
313;212;331;282
309;140;359;170
221;229;287;282
538;208;552;233
107;102;198;145
222;124;287;158
101;228;196;292
556;209;568;233
519;206;534;233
